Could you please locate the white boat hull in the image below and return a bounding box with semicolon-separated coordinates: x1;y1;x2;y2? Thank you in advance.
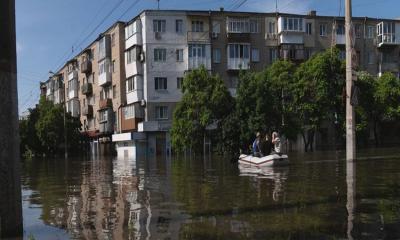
238;154;289;167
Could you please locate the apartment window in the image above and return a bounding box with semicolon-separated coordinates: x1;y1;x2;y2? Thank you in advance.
99;110;107;122
154;48;166;62
98;60;109;75
366;25;375;39
126;47;136;64
124;104;135;119
112;85;116;99
304;48;313;59
177;77;183;89
100;86;111;100
111;33;115;46
319;24;327;36
155;106;168;120
228;44;250;59
189;44;206;58
367;52;375;64
268;21;276;34
282;17;303;31
336;24;345;35
213;48;221;63
176;19;183;33
269;48;278;62
306;22;312;35
339;50;346;60
191;21;204;32
212;21;221;34
355;24;362;38
153;20;166;33
251;48;260;62
126;76;135;92
176;49;183;62
155;77;167;90
125;22;136;39
249;20;259;33
228;18;250;33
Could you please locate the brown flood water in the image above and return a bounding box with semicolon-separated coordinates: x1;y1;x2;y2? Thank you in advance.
19;148;400;239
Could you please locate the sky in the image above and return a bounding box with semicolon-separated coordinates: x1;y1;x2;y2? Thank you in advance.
16;0;400;115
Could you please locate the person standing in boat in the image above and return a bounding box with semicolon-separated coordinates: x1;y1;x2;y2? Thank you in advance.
271;132;281;154
252;132;263;157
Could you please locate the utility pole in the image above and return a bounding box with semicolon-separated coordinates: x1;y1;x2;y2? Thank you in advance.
345;0;356;160
0;0;23;237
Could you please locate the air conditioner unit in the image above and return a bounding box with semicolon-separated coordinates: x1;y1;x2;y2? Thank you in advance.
211;32;218;39
155;32;162;40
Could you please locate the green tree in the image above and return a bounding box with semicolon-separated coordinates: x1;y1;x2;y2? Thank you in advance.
171;66;234;153
235;61;298;152
20;96;82;156
291;48;345;151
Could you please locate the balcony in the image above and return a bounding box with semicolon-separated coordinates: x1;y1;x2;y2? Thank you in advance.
376;22;399;48
81;60;92;74
98;58;112;86
187;31;210;43
227;58;250;70
99;98;112;110
67;98;80;118
98;35;111;60
226;32;251;43
68;70;77;81
82;105;93;117
138;121;172;132
81;83;93;95
379;62;399;73
335;34;345;45
188;57;211;70
126;32;142;49
127;90;144;104
68;80;78;99
99;121;113;134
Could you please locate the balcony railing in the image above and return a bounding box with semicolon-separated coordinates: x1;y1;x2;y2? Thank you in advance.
335;34;345;45
99;98;112;110
68;70;77;81
187;31;210;43
138;120;172;132
82;105;93;117
226;32;250;43
227;58;250;70
81;60;92;74
81;83;93;95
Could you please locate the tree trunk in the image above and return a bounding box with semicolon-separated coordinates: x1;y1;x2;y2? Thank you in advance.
373;119;379;147
301;132;308;152
308;129;315;152
0;0;23;237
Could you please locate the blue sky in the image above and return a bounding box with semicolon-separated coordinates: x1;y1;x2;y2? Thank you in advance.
16;0;400;114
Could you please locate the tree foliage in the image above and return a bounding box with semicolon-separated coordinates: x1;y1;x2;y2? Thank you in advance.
20;96;82;157
171;66;234;153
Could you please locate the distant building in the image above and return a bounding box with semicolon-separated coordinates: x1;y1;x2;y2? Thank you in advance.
41;9;400;155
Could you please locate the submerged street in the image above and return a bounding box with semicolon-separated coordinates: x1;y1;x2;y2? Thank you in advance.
21;148;400;239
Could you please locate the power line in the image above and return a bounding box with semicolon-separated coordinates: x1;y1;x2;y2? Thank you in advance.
53;0;127;73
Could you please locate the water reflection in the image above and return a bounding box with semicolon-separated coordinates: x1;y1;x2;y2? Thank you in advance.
238;165;288;202
20;148;400;239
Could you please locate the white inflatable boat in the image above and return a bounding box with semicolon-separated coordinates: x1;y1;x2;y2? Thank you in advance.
238;153;289;167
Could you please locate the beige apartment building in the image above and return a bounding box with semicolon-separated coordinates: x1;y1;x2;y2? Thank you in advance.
41;9;400;155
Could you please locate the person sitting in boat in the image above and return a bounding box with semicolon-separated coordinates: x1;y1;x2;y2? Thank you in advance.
252;132;263;157
271;131;281;154
260;133;271;156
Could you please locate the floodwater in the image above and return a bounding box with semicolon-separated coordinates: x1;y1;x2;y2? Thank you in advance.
19;148;400;240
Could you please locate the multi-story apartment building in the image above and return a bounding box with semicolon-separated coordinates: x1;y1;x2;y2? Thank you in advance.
42;9;400;156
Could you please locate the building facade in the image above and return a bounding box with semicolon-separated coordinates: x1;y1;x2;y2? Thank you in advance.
41;9;400;156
